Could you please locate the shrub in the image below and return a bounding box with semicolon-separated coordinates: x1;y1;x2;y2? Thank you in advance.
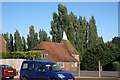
1;51;42;60
112;61;120;71
81;42;120;71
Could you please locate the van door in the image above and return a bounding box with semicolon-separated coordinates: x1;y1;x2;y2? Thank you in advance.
34;63;49;80
27;63;36;80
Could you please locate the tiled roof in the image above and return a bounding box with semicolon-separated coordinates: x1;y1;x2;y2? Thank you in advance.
32;41;78;62
61;40;79;54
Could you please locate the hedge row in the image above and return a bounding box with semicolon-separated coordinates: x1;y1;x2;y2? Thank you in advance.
1;51;42;60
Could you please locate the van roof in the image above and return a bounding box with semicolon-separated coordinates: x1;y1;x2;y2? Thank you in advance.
23;60;55;64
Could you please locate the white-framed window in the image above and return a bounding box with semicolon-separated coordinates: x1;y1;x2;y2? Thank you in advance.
42;54;48;59
72;54;77;58
72;62;77;67
57;62;64;68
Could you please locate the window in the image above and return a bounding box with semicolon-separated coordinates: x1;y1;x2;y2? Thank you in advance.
22;63;28;70
45;64;61;72
57;62;64;68
22;63;35;71
2;65;13;69
37;64;46;72
72;62;77;67
28;63;36;71
42;54;48;59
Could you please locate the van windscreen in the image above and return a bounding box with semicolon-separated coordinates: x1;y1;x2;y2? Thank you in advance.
45;64;62;72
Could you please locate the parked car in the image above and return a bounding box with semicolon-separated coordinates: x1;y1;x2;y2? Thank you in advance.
20;60;75;80
0;65;16;79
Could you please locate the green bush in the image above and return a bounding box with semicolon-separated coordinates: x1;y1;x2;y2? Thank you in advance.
81;42;120;71
1;51;42;60
113;61;120;71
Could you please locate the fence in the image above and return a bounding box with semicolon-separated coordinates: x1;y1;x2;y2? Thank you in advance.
65;71;120;77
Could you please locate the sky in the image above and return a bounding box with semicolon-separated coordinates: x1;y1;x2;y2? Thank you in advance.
2;2;118;42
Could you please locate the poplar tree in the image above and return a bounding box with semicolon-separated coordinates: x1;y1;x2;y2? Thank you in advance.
50;4;68;43
39;29;50;42
27;26;38;50
91;16;98;45
22;36;27;51
10;34;13;52
88;20;92;47
14;30;23;51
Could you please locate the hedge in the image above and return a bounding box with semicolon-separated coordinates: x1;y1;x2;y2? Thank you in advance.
1;51;42;60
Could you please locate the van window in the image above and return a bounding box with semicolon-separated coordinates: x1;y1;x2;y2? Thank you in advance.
22;63;28;70
37;64;46;72
22;63;35;71
45;64;61;72
28;63;36;71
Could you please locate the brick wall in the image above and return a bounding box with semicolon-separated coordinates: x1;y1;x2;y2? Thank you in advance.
0;35;6;52
60;62;79;71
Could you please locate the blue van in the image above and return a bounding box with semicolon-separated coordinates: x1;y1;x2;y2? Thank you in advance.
20;60;75;80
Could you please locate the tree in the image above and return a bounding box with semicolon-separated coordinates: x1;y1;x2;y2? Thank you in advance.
97;37;104;44
10;34;13;52
14;30;23;51
88;16;98;47
27;26;38;50
50;4;68;43
67;22;75;45
22;36;27;51
39;29;50;42
81;42;120;71
2;32;10;51
112;36;120;47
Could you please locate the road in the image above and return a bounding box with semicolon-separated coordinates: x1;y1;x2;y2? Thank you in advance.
1;71;120;80
1;78;120;80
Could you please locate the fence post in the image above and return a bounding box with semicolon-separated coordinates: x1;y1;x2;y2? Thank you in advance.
79;61;80;76
99;61;101;77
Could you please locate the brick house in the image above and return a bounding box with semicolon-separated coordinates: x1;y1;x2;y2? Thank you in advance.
0;34;6;52
32;32;79;70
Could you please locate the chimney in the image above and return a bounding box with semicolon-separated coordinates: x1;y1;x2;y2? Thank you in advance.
63;31;68;40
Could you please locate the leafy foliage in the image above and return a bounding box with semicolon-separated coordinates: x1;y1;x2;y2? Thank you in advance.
50;4;104;61
112;61;120;71
1;51;42;60
81;42;120;71
14;30;23;51
112;37;120;48
39;29;50;42
27;26;39;51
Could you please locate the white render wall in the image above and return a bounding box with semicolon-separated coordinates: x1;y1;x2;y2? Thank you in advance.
0;59;25;71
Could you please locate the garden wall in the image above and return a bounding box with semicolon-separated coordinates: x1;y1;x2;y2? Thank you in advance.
0;59;25;72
